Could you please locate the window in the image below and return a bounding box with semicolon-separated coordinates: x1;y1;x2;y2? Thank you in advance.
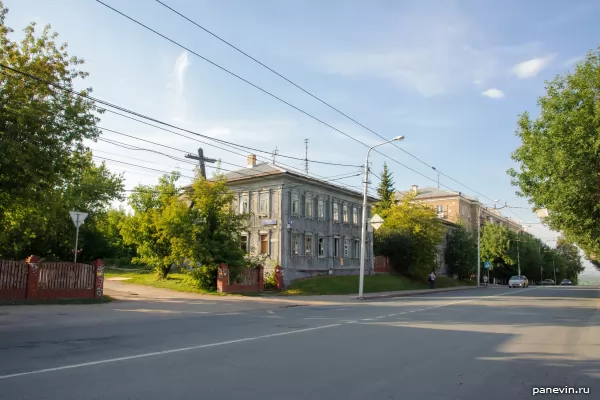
292;234;299;255
354;240;360;259
241;235;248;252
343;204;348;223
292;193;299;214
318;199;325;219
344;238;350;258
436;205;444;214
259;193;268;215
259;234;268;254
305;235;312;255
318;237;325;257
240;196;249;214
334;237;340;257
353;207;358;225
333;202;339;221
305;195;312;217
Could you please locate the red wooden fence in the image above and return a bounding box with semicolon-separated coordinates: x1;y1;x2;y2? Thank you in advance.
0;256;104;301
217;264;264;293
0;260;28;300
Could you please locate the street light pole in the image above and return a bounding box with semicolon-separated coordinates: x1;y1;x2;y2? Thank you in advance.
358;135;405;299
477;206;481;287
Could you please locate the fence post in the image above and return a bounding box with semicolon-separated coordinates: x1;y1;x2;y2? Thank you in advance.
25;255;41;300
217;264;229;293
91;259;105;298
256;265;264;291
274;265;284;290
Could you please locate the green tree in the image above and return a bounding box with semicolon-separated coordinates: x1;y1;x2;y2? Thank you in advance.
120;172;187;278
374;163;395;212
444;224;477;280
555;237;585;284
0;3;123;260
374;192;445;277
508;47;600;260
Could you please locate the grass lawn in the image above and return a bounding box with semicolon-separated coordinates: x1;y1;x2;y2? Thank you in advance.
282;274;475;295
104;268;222;295
0;296;113;306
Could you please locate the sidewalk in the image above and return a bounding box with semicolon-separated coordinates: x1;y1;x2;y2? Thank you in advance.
360;285;477;300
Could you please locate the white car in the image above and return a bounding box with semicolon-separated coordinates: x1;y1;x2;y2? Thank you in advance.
508;275;529;288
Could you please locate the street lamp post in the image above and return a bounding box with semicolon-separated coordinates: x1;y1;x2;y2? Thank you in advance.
476;200;499;287
358;135;405;299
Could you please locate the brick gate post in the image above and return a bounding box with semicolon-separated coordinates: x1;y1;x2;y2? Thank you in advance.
25;255;41;300
91;259;105;298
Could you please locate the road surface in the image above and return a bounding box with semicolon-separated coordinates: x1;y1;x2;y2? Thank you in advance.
1;286;598;399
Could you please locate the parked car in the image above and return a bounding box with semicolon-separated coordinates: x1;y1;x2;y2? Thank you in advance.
509;275;529;288
542;279;555;285
560;279;573;285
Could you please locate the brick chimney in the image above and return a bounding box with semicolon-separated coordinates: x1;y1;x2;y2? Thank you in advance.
247;154;257;168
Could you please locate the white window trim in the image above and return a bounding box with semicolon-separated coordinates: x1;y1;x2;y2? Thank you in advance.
291;232;300;256
291;191;300;215
333;202;340;222
342;203;349;224
317;198;325;219
352;206;359;225
305;193;313;218
318;235;325;258
305;234;313;256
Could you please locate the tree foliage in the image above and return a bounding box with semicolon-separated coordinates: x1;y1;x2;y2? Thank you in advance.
444;223;477;280
374;192;445;277
0;5;123;259
120;172;186;278
508;47;600;263
374;163;395;213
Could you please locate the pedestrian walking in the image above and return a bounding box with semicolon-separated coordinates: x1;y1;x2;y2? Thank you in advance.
428;271;436;289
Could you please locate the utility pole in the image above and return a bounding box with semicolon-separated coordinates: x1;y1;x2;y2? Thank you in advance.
517;231;521;276
272;146;279;164
432;167;439;189
304;139;309;174
553;259;556;284
477;205;481;287
185;147;216;179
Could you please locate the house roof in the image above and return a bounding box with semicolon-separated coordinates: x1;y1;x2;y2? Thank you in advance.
206;162;379;202
396;186;461;201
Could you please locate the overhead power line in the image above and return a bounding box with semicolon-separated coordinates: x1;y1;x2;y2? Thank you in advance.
154;0;499;203
92;1;460;195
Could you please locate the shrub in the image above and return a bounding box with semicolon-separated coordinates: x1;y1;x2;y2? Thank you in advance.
189;264;219;290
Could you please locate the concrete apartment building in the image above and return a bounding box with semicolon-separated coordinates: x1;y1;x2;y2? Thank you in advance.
218;155;377;285
396;185;524;276
397;185;523;232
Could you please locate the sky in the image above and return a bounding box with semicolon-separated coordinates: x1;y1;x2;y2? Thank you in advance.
5;0;600;274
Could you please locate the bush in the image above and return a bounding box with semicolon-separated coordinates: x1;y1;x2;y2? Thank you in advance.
264;270;278;290
189;265;219;290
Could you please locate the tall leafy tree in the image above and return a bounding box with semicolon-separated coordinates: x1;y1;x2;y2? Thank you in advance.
375;163;395;212
508;47;600;261
374;191;445;277
120;172;186;278
0;3;123;259
444;224;477;280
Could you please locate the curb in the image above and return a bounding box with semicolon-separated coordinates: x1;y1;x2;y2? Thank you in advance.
361;286;478;300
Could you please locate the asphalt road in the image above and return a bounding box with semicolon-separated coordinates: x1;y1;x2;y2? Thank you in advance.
1;286;598;399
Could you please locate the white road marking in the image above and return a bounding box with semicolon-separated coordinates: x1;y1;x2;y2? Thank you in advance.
0;323;342;381
0;287;534;380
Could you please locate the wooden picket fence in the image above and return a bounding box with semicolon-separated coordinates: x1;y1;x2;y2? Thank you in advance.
0;257;104;301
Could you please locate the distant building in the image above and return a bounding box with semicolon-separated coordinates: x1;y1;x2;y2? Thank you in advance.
396;185;524;233
215;155;377;285
396;185;525;276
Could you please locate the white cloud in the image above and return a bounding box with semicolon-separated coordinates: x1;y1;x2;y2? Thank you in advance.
512;55;555;79
170;51;190;121
481;88;505;99
317;3;544;97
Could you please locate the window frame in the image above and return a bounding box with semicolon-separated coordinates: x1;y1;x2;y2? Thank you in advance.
305;194;313;218
317;198;325;219
333;237;340;257
318;236;325;257
260;233;268;254
258;192;269;215
352;207;359;225
291;192;299;215
333;202;339;222
343;203;349;223
305;235;312;256
292;233;299;256
354;239;360;259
